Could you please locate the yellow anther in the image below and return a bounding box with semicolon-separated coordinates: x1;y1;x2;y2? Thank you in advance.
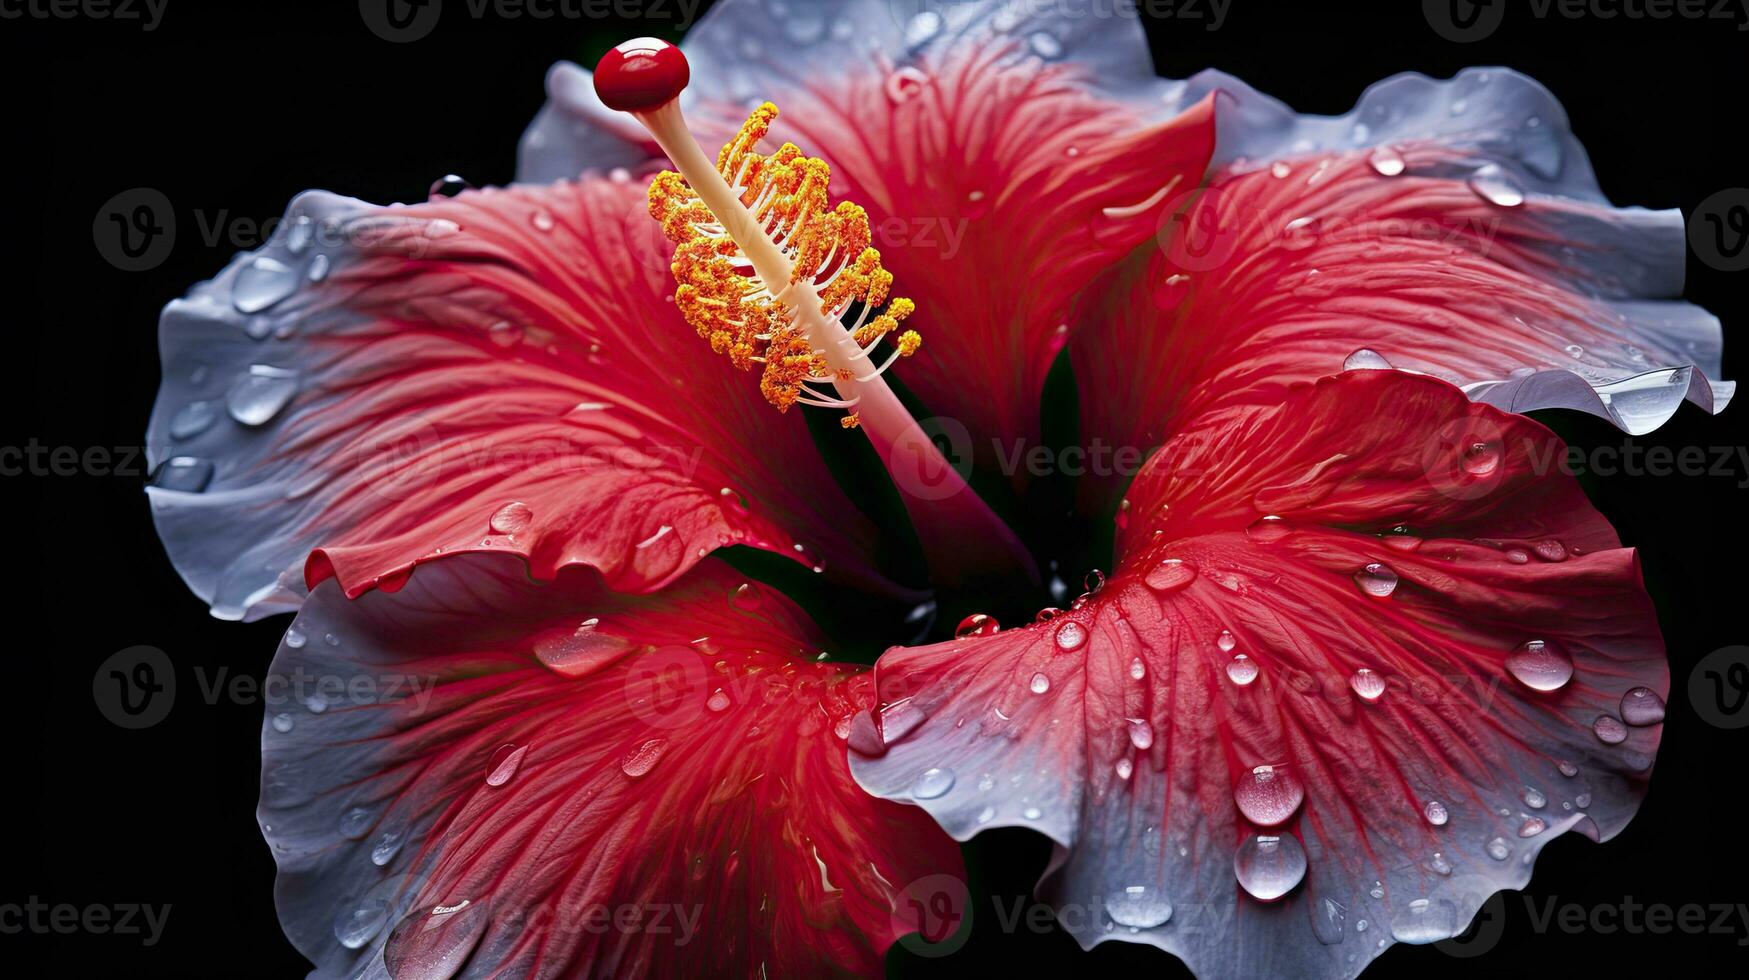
648;102;922;416
840;413;861;430
897;331;922;357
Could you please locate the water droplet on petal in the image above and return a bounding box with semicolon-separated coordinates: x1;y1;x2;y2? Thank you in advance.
1593;715;1628;744
1619;687;1665;726
1342;347;1394;373
1533;539;1567;562
429;174;472;198
955;613;999;638
233;256;300;313
977;806;996;824
1027;30;1063;59
485;743;527;786
1055;621;1087;652
1523;786;1546;808
370;830;404;866
1353;563;1399;598
227;365;299;426
1227;654;1259;686
1029;673;1050;695
1486;837;1510;861
1144;558;1196;592
619;737;668;778
384;899;486;979
1271;161;1291;179
903;10;941;48
1127;718;1155;750
1368;146;1406;176
1469;165;1525;207
1115;759;1134;780
1506;548;1530;564
1575;792;1592;808
1234;765;1304;826
1424;800;1449;826
1234;834;1307;901
334;898;390;949
1246;515;1292;542
912;767;955;800
1462;439;1501;476
170;400;218;439
1558;760;1579;777
1518;816;1546;837
1022;806;1043;820
1108;886;1172;929
338;806;373;840
271;712;294;733
707;688;731;712
488;501;534;535
530;210;555;231
285;628;306;649
1350;668;1386;702
1506;639;1573;691
1130;658;1147;680
1216;630;1237;652
533;618;631;677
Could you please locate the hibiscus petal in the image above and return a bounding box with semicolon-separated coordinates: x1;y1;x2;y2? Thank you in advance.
260;552;960;978
852;372;1664;978
1073;68;1728;511
520;0;1217;463
147;177;883;620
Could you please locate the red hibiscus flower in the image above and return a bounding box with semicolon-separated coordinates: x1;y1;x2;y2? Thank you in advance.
144;2;1726;977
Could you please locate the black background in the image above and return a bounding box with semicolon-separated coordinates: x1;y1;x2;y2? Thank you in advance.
3;0;1749;976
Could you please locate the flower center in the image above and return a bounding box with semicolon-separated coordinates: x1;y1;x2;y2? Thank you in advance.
596;38;1036;589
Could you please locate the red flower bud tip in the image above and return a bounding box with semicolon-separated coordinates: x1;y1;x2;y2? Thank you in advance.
593;37;690;113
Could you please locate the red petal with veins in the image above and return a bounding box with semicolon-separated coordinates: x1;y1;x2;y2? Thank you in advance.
1072;142;1728;514
261;553;960;978
147;177;884;620
748;40;1215;471
852;371;1664;979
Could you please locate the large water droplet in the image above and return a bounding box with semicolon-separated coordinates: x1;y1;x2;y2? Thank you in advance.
169;400;218;440
227;365;299;426
1353;563;1399;598
903;10;942;48
1368;146;1406;176
384;899;486;980
1127;718;1155;750
912;767;954;800
1108;886;1172;929
1593;715;1628;744
1619;686;1666;726
620;737;668;778
370;830;404;866
1311;896;1347;944
485;743;527;787
1424;800;1449;826
233;256;300;313
334;898;390;950
1349;668;1387;702
1234;834;1307;901
1029;672;1050;695
1391;898;1457;944
488;501;533;535
533;619;631;677
1505;639;1573;691
1226;654;1259;686
1144;558;1196;592
1469;165;1526;207
1055;621;1087;652
955;613;999;638
1234;765;1304;827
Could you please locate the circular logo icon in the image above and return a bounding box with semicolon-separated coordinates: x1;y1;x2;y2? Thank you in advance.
622;644;712;729
1436;890;1506;957
1420;412;1509;502
360;0;442;43
348;414;447;503
93;188;175;272
93;645;176;729
1155;185;1242;274
1423;0;1506;43
891;873;971;957
885;415;974;502
1689;645;1749;729
1689;188;1749;273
